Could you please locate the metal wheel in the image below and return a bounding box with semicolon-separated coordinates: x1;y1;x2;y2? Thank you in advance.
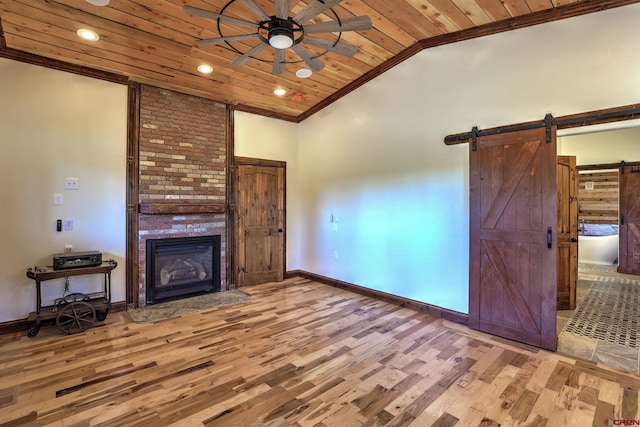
96;310;108;322
27;326;40;338
56;301;96;334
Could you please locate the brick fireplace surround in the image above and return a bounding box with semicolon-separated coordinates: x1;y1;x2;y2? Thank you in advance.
136;85;227;306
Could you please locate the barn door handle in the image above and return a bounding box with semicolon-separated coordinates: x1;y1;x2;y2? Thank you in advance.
547;227;552;249
621;214;625;225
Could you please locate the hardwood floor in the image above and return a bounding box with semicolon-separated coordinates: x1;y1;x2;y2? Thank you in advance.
1;277;640;426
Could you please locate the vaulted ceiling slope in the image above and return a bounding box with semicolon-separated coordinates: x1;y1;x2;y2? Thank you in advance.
0;0;638;122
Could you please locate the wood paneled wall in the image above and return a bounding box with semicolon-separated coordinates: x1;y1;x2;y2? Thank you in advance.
578;171;619;224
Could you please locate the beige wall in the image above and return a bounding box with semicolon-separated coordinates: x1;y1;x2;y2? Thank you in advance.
234;112;301;269
0;59;127;322
558;127;640;166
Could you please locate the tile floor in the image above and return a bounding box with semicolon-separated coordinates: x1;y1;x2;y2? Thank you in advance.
557;264;640;374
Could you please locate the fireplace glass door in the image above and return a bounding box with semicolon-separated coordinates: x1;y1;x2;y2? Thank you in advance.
146;235;221;304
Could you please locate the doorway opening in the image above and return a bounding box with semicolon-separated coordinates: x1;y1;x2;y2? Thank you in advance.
556;123;640;373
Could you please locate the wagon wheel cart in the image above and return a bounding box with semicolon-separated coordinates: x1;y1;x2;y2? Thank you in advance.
56;300;96;334
25;260;117;337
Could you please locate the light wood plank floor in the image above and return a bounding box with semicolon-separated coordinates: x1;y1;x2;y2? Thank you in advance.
1;277;640;426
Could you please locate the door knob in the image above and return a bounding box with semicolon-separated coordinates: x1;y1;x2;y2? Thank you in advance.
278;229;283;233
571;237;578;243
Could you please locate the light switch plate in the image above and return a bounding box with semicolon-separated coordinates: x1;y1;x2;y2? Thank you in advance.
63;219;73;231
54;193;63;205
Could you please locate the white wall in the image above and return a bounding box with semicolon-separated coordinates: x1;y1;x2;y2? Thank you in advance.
293;4;640;314
0;59;127;322
234;112;301;269
558;127;640;165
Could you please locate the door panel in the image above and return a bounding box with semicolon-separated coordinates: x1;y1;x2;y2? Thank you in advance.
469;127;557;350
557;156;578;309
236;163;285;286
619;166;640;275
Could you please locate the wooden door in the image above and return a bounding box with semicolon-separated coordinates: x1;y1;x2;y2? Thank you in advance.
235;161;285;287
557;156;578;309
469;127;557;350
619;166;640;275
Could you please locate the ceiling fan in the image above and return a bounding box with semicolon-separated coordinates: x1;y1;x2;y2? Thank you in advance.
184;0;372;75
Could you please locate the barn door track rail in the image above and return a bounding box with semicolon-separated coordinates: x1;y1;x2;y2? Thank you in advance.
444;104;640;149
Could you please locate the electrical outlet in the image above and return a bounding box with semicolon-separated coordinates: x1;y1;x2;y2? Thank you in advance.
333;250;338;260
65;178;79;190
63;219;73;231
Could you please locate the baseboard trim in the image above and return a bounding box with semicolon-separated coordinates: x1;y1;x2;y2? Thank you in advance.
0;301;128;335
286;270;468;326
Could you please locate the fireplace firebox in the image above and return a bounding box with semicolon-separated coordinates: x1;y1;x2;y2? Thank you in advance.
146;235;221;304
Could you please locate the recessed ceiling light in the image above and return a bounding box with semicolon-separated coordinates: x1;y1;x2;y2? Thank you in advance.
85;0;110;5
296;68;312;79
197;64;213;74
76;29;100;42
274;88;286;96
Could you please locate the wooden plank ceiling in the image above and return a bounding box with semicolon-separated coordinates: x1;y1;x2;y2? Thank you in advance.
0;0;637;122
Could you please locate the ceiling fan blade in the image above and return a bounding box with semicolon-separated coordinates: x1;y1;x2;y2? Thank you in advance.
237;0;270;21
273;49;286;75
184;5;259;29
196;34;259;46
303;36;357;57
293;0;341;23
305;16;373;34
275;0;291;20
291;44;324;72
231;43;268;66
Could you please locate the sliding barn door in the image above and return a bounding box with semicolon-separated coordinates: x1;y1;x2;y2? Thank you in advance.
557;156;578;310
619;166;640;275
469;127;557;350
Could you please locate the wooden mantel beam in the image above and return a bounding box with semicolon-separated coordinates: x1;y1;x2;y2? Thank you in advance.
138;203;227;215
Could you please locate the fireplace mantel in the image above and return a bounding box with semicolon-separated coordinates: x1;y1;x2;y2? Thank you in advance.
139;203;226;215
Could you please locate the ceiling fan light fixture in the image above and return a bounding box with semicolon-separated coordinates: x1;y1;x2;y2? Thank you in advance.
269;31;293;49
274;88;287;96
269;34;293;49
185;3;372;76
85;0;110;5
268;20;294;49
